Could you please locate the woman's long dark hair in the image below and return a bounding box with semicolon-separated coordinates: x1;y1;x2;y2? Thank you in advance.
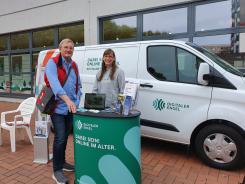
98;48;117;81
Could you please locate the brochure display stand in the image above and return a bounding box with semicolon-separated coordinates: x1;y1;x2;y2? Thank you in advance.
33;135;49;164
73;111;141;184
33;120;50;164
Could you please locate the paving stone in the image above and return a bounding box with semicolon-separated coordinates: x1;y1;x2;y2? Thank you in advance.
0;101;244;184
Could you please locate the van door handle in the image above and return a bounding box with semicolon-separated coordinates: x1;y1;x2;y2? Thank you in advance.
140;83;153;88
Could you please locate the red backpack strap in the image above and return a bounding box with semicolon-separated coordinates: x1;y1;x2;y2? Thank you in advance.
44;54;67;87
72;62;79;94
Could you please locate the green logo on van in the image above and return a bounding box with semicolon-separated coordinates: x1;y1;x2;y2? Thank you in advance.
153;98;190;112
153;99;165;111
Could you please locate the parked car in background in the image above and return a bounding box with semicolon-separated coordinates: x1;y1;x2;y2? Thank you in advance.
36;40;245;170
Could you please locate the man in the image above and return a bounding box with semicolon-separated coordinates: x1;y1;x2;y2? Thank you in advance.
45;38;82;184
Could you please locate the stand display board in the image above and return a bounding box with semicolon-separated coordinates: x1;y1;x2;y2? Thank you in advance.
73;111;141;184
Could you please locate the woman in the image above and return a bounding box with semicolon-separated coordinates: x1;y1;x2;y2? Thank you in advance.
93;48;125;107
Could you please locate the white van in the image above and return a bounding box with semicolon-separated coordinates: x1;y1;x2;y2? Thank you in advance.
35;40;245;170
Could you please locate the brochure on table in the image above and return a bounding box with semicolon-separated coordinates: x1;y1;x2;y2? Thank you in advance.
123;79;139;106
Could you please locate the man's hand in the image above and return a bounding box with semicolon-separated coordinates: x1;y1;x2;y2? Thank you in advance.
60;95;77;113
66;99;77;113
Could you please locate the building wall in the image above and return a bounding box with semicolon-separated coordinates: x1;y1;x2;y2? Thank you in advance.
1;0;245;98
0;0;190;45
0;1;87;33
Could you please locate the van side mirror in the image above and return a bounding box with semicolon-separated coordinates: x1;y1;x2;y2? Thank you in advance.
198;63;210;86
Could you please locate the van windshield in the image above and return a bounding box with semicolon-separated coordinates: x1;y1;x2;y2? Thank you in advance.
186;42;244;77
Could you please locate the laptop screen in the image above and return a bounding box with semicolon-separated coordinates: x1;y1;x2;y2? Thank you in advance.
84;93;106;110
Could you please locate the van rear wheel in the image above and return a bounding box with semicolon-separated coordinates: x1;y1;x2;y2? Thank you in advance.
195;124;244;170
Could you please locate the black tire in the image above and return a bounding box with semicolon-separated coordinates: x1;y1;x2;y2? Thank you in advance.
195;124;245;170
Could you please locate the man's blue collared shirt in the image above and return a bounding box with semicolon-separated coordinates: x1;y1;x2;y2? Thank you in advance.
45;56;82;115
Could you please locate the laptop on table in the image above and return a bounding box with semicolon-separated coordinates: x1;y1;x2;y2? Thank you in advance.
84;93;106;110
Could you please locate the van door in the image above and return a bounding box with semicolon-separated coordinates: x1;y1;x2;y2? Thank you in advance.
136;43;213;144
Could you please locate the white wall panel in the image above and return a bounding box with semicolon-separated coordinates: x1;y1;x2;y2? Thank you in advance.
0;0;88;33
0;0;64;15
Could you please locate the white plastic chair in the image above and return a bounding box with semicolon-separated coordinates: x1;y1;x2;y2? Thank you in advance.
0;97;36;152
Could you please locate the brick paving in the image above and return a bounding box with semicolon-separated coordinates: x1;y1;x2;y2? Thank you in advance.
0;101;244;184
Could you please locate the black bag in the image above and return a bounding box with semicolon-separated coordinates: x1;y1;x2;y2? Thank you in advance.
36;85;56;115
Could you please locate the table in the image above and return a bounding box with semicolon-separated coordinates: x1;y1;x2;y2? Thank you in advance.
73;110;141;184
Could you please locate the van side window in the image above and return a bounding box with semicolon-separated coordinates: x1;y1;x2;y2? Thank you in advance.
147;46;176;81
177;48;203;84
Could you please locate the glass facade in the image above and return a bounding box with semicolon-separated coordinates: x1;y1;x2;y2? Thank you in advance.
236;0;245;27
32;53;39;72
33;29;54;48
0;57;4;76
11;54;31;94
100;0;245;68
195;0;232;31
143;8;187;36
102;16;137;41
11;33;29;50
0;55;9;93
0;36;7;51
0;22;84;97
193;35;231;54
59;23;84;45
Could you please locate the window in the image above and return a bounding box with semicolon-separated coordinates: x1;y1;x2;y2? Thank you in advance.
0;21;85;97
100;0;245;45
33;28;54;48
102;16;137;41
0;36;7;51
143;8;187;37
11;33;29;50
0;57;4;76
193;34;240;65
11;73;32;94
32;53;39;72
59;23;84;45
187;42;242;76
12;56;22;76
193;34;231;54
147;46;176;81
147;46;203;84
0;56;9;93
32;53;39;94
195;0;232;31
11;54;31;94
174;38;189;42
238;0;245;27
177;48;203;83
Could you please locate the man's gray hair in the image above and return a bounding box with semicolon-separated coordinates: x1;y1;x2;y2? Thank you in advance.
59;38;74;49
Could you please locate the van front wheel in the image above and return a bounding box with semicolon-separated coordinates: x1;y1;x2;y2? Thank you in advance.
195;124;244;170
